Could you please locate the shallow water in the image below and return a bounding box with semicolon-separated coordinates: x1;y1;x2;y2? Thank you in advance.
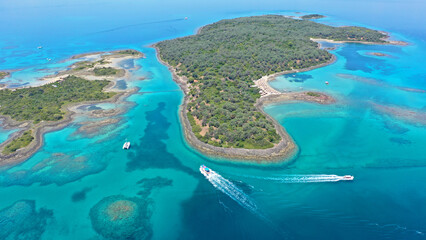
0;0;425;239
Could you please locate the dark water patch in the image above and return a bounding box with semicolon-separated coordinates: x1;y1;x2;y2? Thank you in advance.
71;187;93;202
89;195;152;240
284;73;313;83
383;121;409;134
0;152;107;186
88;105;102;111
389;137;412;145
126;102;196;177
115;80;128;90
232;180;254;195
178;181;282;240
76;104;102;111
119;59;135;70
0;200;53;239
338;44;396;75
137;176;173;198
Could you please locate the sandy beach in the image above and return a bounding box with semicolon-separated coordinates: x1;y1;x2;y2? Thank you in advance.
310;33;409;46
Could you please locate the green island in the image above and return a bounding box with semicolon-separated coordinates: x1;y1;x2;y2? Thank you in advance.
0;76;115;154
2;130;34;155
117;49;142;55
0;71;9;80
0;49;143;160
301;14;325;20
155;15;386;150
0;76;115;124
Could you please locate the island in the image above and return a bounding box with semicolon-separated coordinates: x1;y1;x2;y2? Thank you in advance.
154;15;396;162
0;71;9;80
367;52;391;57
301;14;325;20
0;50;143;166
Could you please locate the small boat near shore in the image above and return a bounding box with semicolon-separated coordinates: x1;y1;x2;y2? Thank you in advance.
122;141;131;149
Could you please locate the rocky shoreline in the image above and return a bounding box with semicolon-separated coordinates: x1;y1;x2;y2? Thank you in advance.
154;45;336;163
0;50;143;167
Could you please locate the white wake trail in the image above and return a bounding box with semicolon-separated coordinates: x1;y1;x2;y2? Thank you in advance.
243;174;351;183
200;166;290;238
206;173;259;214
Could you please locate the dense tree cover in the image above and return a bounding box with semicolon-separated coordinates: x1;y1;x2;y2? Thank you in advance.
93;67;119;76
301;14;325;20
306;92;321;97
0;75;115;123
3;130;34;154
117;49;141;55
156;15;385;149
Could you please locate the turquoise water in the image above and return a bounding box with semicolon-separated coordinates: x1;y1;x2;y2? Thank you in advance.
0;0;426;239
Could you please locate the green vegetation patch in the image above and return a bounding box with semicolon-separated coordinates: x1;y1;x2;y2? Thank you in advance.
306;92;321;97
156;15;385;149
117;49;141;56
301;14;325;20
93;67;119;76
74;61;96;71
0;71;9;80
0;75;115;123
3;130;34;154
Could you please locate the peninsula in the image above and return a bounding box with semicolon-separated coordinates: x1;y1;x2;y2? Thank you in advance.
155;15;396;162
0;71;9;80
0;50;143;166
301;14;325;20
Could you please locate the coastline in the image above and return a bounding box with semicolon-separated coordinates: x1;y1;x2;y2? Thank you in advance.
153;45;336;163
310;35;408;46
0;50;143;167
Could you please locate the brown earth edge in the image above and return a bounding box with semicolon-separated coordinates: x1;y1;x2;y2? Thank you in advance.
0;51;143;167
153;44;335;163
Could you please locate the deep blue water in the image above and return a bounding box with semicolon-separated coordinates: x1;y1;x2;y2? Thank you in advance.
0;0;425;239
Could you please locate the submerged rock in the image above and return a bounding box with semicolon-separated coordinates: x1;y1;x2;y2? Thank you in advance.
89;195;152;240
0;200;53;240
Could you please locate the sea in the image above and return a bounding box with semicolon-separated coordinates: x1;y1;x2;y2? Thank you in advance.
0;0;425;239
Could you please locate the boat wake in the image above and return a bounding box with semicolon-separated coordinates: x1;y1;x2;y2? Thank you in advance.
199;166;289;238
241;174;354;183
206;170;259;214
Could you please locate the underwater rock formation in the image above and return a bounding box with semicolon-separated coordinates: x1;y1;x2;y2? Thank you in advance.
89;195;152;240
0;200;53;240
